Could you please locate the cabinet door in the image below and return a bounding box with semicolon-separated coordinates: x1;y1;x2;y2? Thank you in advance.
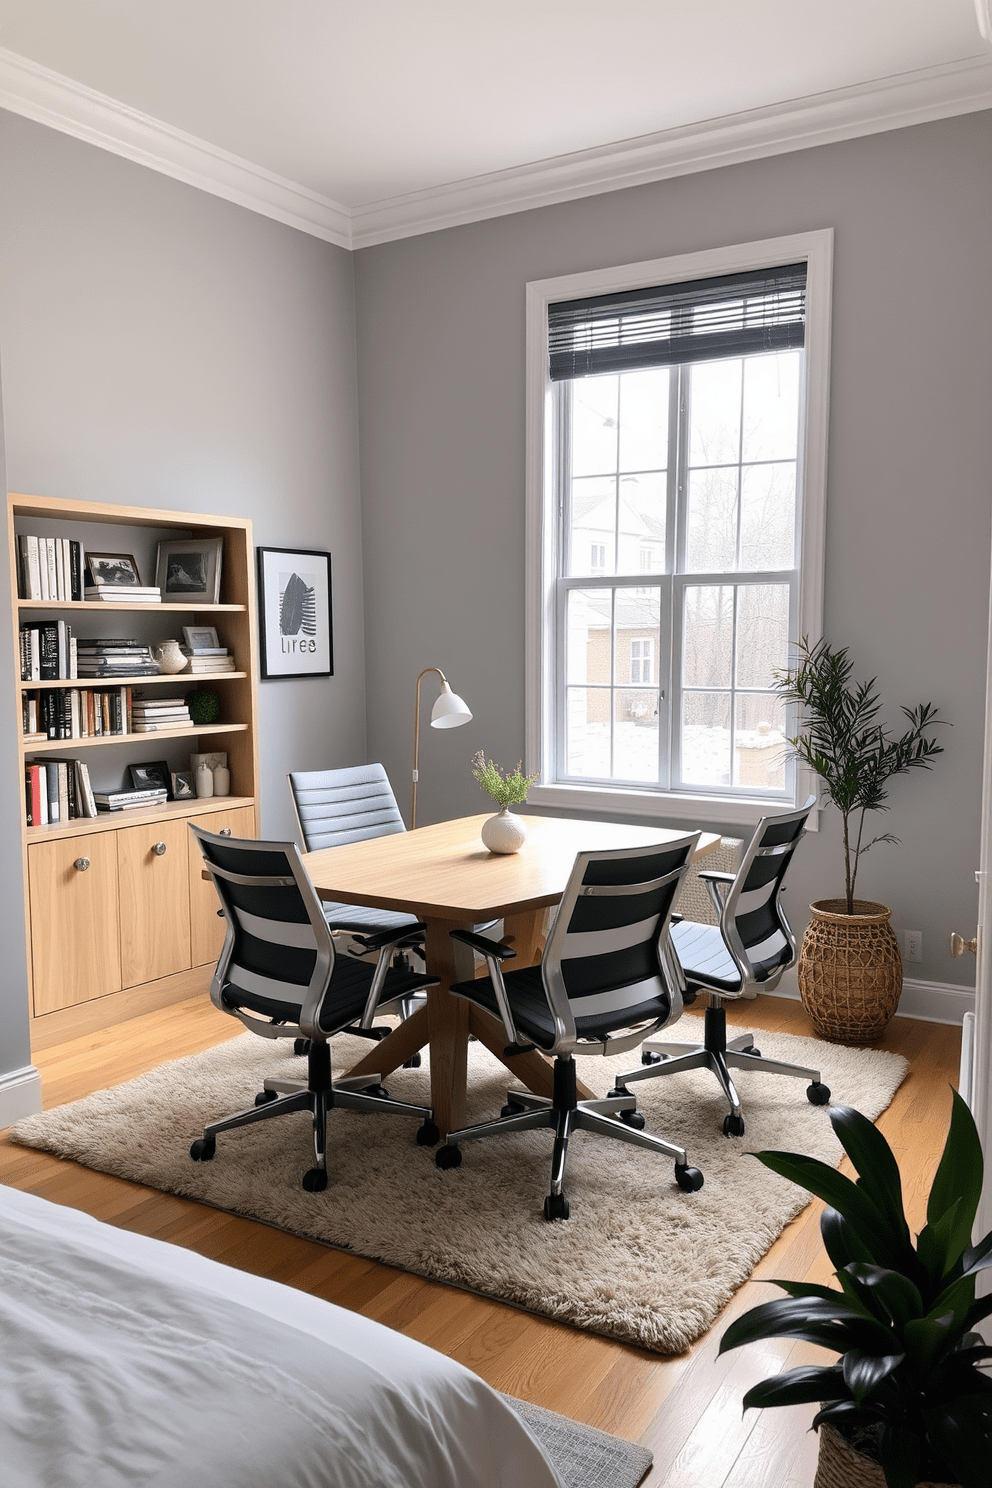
187;806;256;967
118;818;192;988
28;833;122;1014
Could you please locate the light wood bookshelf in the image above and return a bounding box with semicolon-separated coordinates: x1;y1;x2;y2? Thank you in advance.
8;493;261;1045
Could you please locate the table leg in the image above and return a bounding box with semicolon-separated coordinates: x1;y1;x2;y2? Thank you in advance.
341;1003;430;1080
501;907;548;966
467;1006;596;1102
425;923;473;1136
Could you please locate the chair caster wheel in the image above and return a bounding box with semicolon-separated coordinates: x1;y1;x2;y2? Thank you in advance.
363;1084;390;1099
641;1051;664;1065
500;1102;523;1118
607;1085;630;1100
254;1089;278;1106
675;1164;704;1193
190;1137;216;1162
723;1114;746;1137
416;1120;440;1147
294;1038;310;1057
403;1052;422;1068
302;1167;328;1192
807;1081;831;1105
619;1109;646;1130
544;1192;570;1221
435;1144;462;1170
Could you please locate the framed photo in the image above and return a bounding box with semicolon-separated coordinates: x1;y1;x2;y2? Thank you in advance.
129;760;171;796
156;537;223;603
86;552;142;588
257;547;333;680
182;625;220;652
171;770;195;800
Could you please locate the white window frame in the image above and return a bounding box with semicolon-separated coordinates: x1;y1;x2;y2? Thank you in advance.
524;230;833;830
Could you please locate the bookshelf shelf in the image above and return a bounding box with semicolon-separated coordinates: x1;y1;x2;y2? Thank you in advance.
25;722;248;754
19;672;248;690
17;600;246;612
23;794;255;845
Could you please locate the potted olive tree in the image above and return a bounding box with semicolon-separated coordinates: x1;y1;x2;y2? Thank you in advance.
775;638;946;1042
720;1092;992;1488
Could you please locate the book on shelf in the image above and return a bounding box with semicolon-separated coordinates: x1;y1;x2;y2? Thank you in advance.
24;756;95;824
19;621;77;681
26;685;133;739
83;586;162;603
186;656;236;672
17;535;84;602
93;787;168;812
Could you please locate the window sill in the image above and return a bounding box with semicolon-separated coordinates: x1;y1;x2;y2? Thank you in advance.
526;781;817;832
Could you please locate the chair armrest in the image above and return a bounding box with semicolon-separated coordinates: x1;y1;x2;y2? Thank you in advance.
698;870;735;885
450;928;517;961
353;922;428;954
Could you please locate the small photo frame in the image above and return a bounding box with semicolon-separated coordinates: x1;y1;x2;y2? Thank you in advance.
129;760;171;796
257;547;333;680
86;552;142;588
182;625;220;652
171;770;195;800
156;537;223;604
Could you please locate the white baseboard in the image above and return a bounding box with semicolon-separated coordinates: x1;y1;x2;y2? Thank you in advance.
0;1063;41;1127
762;969;974;1026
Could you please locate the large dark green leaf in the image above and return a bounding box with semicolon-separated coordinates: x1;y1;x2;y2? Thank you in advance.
963;1292;992;1331
927;1270;977;1333
829;1105;909;1241
878;1423;922;1488
962;1228;992;1276
902;1314;959;1371
844;1264;923;1330
821;1206;875;1270
841;1349;905;1401
753;1150;902;1262
741;1364;845;1411
923;1396;992;1488
720;1296;895;1356
927;1090;984;1254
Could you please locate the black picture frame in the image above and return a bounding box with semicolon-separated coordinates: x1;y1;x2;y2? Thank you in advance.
257;547;333;681
129;760;171;797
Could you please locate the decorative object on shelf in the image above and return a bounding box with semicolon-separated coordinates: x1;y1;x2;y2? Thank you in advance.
182;625;220;651
151;638;188;674
775;638;947;1043
129;760;171;797
187;689;221;725
190;750;227;779
171;770;195;800
155;535;223;604
195;762;214;798
720;1092;990;1488
472;752;538;854
212;763;231;797
411;666;472;828
85;553;142;588
256;547;332;680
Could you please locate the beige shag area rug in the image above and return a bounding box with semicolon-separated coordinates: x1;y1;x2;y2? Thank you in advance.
12;1018;907;1353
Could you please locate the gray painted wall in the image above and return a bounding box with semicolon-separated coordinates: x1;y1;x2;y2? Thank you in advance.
0;109;367;1082
354;111;992;995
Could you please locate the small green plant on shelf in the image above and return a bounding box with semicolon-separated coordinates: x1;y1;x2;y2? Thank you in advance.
471;751;538;810
719;1092;992;1488
187;689;221;726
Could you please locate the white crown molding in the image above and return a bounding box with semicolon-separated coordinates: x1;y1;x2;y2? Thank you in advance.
351;55;992;247
0;48;352;248
0;48;990;252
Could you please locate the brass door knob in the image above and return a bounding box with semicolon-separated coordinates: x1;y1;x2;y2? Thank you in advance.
950;932;978;957
152;841;167;856
73;856;90;872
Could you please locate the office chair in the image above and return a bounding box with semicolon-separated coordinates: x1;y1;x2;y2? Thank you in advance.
188;825;440;1191
434;833;705;1220
613;797;830;1137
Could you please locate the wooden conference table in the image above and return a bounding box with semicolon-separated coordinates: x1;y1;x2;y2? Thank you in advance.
302;813;720;1137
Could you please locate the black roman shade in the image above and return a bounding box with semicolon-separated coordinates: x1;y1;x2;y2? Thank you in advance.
548;262;807;382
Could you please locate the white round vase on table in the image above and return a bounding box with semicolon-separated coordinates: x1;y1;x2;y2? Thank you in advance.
152;638;187;674
481;808;527;854
195;762;214;798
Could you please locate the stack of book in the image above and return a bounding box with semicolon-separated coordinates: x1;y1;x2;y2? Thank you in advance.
18;535;83;601
130;695;193;732
19;620;77;681
182;645;235;673
93;786;169;814
75;640;159;678
84;584;161;603
24;757;97;826
26;686;133;739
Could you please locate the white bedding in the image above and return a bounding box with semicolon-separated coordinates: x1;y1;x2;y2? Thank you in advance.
0;1185;562;1488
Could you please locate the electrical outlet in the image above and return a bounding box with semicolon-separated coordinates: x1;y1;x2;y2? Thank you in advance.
905;929;923;963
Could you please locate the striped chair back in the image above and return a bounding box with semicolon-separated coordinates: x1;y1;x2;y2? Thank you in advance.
719;796;816;985
288;763;406;852
541;834;699;1043
191;825;334;1039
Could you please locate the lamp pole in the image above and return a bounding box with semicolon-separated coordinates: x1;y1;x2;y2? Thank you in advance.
411;667;472;829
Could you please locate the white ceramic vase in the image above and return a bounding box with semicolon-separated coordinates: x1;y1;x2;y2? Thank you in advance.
480;807;527;854
153;638;188;674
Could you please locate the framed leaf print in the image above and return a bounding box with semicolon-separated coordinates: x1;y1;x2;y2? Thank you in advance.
257;547;333;680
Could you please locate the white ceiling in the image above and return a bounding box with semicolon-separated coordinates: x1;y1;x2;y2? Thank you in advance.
0;1;989;244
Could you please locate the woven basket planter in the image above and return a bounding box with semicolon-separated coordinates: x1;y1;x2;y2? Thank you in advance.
798;899;902;1044
814;1423;958;1488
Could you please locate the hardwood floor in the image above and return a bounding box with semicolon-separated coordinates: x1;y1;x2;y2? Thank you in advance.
0;994;961;1487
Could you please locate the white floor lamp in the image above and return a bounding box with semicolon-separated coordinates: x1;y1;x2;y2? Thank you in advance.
411;667;472;828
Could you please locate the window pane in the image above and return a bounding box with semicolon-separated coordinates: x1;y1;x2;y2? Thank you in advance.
618;367;669;472
688;359;742;468
685;467;738;572
734;694;787;790
565;688;611;777
683;585;733;689
571;375;618;476
735;584;790;688
566;588;612;685
615;588;660;684
682;691;731;786
740;463;796;571
741;352;800;463
614;691;659;781
569;476;615;576
619;472;666;573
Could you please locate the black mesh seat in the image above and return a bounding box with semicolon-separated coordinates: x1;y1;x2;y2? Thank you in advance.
434;833;706;1221
188;825;441;1191
615;797;831;1138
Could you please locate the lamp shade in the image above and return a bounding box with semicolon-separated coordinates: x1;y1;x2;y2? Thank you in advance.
431;682;472;728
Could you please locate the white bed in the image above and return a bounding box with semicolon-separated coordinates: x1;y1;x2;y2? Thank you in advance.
0;1185;562;1488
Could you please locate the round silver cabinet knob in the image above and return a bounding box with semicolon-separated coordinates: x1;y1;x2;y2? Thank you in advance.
152;841;167;856
219;827;233;837
73;856;90;872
